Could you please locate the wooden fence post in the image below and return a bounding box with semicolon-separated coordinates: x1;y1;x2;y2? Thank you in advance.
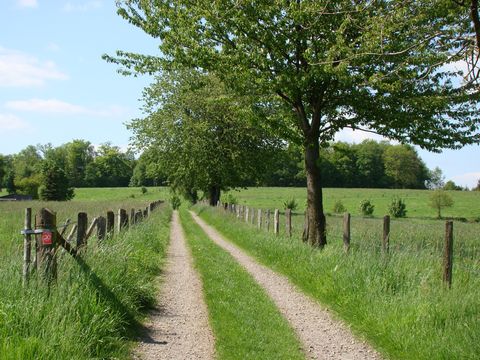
257;209;262;229
343;212;351;253
117;209;127;233
236;205;241;219
77;212;88;248
286;209;292;237
97;216;106;241
383;215;390;254
143;208;148;218
245;207;249;223
250;208;255;224
23;208;32;285
135;210;143;223
274;209;279;235
443;221;454;288
266;209;270;232
35;208;57;282
85;217;98;241
106;211;115;235
130;208;135;225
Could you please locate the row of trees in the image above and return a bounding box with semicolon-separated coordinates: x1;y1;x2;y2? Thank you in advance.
0;142;138;198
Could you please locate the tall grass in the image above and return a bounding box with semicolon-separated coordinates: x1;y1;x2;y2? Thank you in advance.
0;202;172;359
197;205;480;359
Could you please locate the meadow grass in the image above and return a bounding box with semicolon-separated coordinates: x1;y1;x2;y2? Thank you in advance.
224;187;480;220
196;205;480;360
179;207;304;360
0;200;172;359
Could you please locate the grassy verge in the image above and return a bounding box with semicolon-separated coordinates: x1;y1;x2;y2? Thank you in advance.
179;208;304;360
196;205;480;360
0;205;172;359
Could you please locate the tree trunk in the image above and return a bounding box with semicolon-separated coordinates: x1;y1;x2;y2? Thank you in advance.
303;138;327;247
208;186;220;206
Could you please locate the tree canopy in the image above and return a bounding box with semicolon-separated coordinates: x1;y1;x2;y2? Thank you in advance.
105;1;480;246
128;70;281;204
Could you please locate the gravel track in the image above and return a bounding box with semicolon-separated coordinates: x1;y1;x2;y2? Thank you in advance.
133;211;215;360
190;211;382;360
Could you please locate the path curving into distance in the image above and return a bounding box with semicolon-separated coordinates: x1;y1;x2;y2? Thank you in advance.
190;211;382;360
134;211;215;360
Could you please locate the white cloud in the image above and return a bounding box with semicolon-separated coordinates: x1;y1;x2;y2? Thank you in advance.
335;127;388;144
450;172;480;189
63;1;102;12
17;0;38;8
0;113;31;131
5;98;129;117
0;47;68;87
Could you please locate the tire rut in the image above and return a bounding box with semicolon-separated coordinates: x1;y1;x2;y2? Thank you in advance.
134;211;215;360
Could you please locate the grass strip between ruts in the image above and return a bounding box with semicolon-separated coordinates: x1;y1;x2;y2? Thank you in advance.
179;207;304;360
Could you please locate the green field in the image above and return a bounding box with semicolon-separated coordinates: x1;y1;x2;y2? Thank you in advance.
224;187;480;220
0;188;171;359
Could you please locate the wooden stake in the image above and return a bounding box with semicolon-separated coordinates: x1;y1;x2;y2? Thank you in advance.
35;208;57;283
106;211;114;235
383;215;390;254
23;208;32;285
274;209;279;235
266;209;270;232
286;209;292;237
97;216;106;241
85;217;98;241
443;221;454;288
77;212;88;248
117;209;127;233
245;207;249;223
130;209;135;225
343;212;351;253
257;209;262;229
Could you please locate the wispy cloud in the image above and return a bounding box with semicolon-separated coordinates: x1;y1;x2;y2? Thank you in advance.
17;0;38;8
63;1;102;12
0;47;68;87
0;113;31;131
5;98;128;117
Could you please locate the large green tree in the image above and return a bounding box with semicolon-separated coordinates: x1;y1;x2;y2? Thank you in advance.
129;70;280;205
107;1;480;246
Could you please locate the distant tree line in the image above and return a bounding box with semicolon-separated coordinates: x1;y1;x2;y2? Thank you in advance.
0;139;475;199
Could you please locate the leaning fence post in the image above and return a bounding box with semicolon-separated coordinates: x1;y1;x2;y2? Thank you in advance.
23;208;32;285
383;215;390;254
77;212;88;248
443;221;454;288
274;209;279;235
286;209;292;237
343;212;351;253
35;208;57;283
106;211;115;235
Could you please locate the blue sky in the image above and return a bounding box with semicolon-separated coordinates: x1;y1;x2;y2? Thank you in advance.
0;0;479;188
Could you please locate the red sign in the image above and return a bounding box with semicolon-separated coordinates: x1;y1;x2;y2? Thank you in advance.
41;231;53;245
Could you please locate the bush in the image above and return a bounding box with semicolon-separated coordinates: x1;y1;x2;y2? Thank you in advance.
359;199;375;216
333;200;346;214
141;186;148;194
389;197;407;218
170;194;181;210
429;190;454;219
283;198;298;211
16;176;41;199
222;193;238;205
